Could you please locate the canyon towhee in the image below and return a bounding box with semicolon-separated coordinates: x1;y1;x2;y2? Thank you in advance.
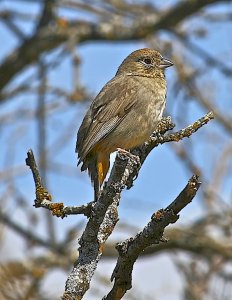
76;48;173;200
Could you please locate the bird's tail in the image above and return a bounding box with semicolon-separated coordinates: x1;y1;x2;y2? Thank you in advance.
80;151;110;201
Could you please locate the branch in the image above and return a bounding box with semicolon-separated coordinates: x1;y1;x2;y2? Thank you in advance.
102;225;232;261
142;227;232;260
104;175;201;299
62;151;140;299
62;112;214;299
25;112;213;298
37;0;55;29
146;111;214;151
25;149;92;218
126;111;214;189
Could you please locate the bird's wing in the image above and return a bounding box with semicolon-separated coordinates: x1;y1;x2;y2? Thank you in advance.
76;75;138;159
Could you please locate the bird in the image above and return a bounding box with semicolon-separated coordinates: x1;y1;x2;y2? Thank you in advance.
76;48;173;200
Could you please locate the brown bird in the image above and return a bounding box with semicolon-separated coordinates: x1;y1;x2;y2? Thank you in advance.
76;48;173;200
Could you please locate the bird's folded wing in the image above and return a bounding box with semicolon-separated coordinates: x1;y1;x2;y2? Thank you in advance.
76;75;139;159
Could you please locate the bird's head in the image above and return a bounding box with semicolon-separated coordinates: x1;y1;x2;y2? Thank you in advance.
116;48;173;78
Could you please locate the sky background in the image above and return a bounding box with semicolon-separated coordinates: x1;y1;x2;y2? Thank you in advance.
0;0;232;299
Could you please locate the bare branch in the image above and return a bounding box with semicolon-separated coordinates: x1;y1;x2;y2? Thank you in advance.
25;149;92;218
104;176;201;300
62;112;213;299
126;111;214;189
102;225;232;261
25;113;213;256
62;151;140;299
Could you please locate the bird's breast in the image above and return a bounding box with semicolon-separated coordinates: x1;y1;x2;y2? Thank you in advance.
96;77;167;153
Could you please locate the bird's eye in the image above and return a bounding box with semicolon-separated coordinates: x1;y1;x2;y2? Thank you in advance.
143;58;152;65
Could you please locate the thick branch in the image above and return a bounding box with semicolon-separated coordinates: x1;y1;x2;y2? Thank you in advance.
62;112;213;299
25;112;213;299
62;151;140;299
104;176;201;300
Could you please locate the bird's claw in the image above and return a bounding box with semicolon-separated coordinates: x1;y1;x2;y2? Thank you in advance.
117;148;140;167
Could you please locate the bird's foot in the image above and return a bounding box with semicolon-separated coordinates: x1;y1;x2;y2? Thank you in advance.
117;148;140;167
117;148;141;189
117;148;130;156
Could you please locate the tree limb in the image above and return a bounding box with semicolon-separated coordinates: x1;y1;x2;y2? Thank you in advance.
25;149;93;218
62;112;214;299
104;175;201;300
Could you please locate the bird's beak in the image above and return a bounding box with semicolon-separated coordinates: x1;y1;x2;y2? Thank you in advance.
159;57;174;69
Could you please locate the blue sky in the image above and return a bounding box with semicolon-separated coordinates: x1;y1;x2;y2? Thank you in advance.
0;1;232;298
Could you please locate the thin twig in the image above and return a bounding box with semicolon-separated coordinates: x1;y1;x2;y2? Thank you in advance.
126;111;214;188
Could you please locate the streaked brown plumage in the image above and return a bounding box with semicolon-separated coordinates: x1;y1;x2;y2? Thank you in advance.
76;48;173;200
